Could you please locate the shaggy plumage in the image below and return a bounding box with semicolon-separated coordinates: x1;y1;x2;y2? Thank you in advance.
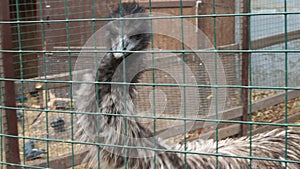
75;2;300;169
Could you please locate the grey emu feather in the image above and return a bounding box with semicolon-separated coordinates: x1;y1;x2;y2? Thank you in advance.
75;2;300;169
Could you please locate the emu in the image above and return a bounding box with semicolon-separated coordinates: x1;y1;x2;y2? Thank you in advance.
75;2;300;169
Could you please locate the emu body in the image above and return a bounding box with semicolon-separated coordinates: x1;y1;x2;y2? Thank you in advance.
75;2;300;169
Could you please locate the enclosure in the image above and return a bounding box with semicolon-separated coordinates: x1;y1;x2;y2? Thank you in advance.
0;0;300;168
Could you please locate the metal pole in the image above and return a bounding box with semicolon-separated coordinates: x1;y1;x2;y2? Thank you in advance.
0;0;21;168
241;0;250;136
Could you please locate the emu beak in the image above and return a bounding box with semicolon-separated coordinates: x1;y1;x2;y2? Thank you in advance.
113;52;125;59
112;36;129;59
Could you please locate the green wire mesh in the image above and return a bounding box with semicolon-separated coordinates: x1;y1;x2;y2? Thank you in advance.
0;0;300;168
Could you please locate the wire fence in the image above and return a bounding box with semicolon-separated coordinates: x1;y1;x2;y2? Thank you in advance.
1;0;300;168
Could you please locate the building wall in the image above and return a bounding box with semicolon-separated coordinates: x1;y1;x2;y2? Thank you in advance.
198;0;235;46
9;0;239;114
10;0;39;78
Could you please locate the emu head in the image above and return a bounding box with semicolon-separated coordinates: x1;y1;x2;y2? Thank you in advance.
107;2;150;59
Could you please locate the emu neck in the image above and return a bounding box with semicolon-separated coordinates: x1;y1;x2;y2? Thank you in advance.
97;54;181;162
77;53;188;168
96;53;152;141
97;53;137;104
